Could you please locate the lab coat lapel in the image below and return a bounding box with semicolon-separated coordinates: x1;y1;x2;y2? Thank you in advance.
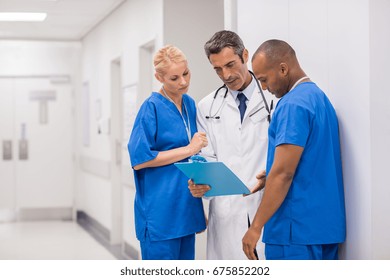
225;91;239;111
224;87;265;120
246;86;264;117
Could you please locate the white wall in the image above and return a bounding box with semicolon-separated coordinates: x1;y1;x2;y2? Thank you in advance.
238;0;389;259
163;0;224;102
328;0;371;259
370;0;390;260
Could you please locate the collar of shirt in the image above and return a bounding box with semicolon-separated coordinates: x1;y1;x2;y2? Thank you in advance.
230;76;256;106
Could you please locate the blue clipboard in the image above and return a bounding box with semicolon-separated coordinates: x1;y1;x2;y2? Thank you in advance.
174;161;250;197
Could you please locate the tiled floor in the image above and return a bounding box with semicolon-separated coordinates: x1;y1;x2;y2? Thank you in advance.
0;221;116;260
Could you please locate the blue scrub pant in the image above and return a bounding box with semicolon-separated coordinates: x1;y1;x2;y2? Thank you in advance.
140;232;196;260
265;243;339;260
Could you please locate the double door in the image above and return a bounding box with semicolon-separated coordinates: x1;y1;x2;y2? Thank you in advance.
0;78;74;221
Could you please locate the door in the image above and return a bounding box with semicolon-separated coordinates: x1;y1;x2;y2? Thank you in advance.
0;77;74;220
0;79;16;221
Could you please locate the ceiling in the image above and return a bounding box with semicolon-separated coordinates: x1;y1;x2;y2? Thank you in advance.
0;0;126;41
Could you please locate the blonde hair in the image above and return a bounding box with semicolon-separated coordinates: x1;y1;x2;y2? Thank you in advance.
153;45;187;76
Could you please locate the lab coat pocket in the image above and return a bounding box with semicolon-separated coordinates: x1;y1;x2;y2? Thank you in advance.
249;106;269;124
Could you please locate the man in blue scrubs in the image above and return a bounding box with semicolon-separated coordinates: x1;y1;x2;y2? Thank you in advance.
242;40;346;260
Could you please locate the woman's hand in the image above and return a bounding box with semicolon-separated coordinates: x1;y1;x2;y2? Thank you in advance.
187;132;208;155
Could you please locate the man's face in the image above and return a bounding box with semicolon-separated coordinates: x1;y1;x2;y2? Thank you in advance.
209;47;249;91
252;53;286;98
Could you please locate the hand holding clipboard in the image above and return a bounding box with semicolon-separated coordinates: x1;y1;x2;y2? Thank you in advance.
175;159;250;197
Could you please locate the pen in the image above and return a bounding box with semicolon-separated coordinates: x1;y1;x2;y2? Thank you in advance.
249;106;264;117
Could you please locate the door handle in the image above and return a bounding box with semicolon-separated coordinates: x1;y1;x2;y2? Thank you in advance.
19;139;28;160
2;140;12;160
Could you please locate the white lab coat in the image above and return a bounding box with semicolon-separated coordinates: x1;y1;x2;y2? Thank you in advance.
197;80;274;260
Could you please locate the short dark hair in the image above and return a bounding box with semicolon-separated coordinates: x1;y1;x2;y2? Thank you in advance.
204;30;245;63
252;39;296;64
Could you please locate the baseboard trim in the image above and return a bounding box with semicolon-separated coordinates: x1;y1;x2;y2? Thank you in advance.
123;241;140;260
76;210;138;260
17;207;72;221
76;210;110;241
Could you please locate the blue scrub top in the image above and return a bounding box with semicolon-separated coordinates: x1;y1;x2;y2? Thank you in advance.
128;92;206;242
264;82;346;245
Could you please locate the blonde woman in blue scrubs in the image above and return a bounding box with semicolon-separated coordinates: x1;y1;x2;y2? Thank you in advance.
128;45;208;260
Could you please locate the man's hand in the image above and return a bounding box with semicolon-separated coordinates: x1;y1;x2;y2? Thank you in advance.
244;170;266;196
242;226;262;260
188;179;211;197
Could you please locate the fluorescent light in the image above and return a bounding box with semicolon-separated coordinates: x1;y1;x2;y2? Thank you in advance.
0;12;47;22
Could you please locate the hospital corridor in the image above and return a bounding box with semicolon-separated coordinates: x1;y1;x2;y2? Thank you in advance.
1;0;390;264
0;221;116;259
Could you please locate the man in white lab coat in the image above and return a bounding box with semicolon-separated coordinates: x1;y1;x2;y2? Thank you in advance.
188;30;275;259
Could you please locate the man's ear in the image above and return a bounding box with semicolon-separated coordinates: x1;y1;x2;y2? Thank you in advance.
242;49;249;63
280;62;289;76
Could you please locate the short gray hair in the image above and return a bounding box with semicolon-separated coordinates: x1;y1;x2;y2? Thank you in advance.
204;30;245;63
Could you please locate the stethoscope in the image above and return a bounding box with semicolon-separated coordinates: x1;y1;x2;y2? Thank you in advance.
205;70;273;123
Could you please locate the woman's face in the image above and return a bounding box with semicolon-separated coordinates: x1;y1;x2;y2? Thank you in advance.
158;61;191;95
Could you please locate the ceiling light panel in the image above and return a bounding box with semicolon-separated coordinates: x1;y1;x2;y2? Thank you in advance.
0;12;47;22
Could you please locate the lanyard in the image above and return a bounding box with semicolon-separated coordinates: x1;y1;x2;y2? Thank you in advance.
290;76;309;92
161;87;191;143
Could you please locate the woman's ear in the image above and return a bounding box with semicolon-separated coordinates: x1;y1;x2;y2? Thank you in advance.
155;72;163;83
